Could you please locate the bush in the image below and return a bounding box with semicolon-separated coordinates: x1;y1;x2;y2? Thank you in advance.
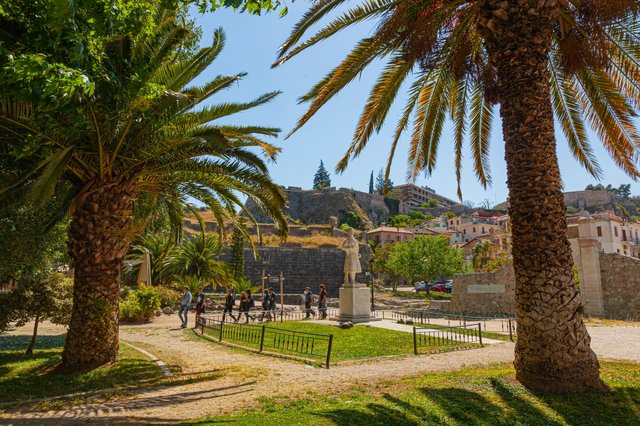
119;284;161;323
156;285;179;308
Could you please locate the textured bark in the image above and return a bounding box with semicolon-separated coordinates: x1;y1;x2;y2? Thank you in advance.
61;179;134;372
481;0;604;393
25;314;39;355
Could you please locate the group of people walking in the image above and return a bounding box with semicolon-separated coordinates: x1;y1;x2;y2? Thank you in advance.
222;287;278;324
303;284;328;319
178;283;329;328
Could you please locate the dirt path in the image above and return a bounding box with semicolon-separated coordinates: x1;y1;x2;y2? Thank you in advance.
1;316;638;425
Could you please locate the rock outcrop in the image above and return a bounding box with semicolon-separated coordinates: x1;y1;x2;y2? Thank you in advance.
244;186;391;228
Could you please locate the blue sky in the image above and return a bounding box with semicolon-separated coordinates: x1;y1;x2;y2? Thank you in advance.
190;4;639;206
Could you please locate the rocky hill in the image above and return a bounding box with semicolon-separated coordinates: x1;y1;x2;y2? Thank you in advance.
244;186;392;228
496;190;640;218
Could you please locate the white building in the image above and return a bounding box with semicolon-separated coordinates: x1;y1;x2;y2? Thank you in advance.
567;212;640;258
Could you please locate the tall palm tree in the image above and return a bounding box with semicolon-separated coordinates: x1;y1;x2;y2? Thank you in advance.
275;1;640;393
0;10;287;371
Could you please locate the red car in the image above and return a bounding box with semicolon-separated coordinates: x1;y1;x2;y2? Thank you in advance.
431;283;447;293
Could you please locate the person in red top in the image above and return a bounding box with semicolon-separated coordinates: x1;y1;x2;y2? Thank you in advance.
318;284;328;319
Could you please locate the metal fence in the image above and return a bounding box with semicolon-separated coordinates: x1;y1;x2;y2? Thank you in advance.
196;316;334;368
413;323;483;355
389;310;516;336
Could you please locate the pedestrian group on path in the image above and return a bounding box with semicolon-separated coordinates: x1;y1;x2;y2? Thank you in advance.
178;284;330;328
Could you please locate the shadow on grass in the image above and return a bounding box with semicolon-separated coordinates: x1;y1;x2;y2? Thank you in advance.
0;334;66;351
311;379;640;426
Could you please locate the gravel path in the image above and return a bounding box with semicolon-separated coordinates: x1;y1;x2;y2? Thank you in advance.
1;315;638;425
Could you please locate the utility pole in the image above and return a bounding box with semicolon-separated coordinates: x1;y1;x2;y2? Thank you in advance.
279;272;284;323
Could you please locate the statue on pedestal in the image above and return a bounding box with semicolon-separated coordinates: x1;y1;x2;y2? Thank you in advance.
341;228;362;286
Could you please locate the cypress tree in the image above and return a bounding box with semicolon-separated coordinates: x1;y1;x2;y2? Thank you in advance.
368;171;374;194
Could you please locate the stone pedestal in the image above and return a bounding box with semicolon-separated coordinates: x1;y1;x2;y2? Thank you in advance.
336;283;378;323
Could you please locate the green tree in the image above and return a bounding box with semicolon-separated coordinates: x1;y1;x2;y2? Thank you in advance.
0;273;73;354
1;10;287;371
420;199;439;208
375;168;393;194
313;160;332;189
387;236;466;285
618;184;632;199
273;0;640;393
472;242;493;271
369;242;401;290
368;171;374;194
0;202;68;284
341;211;364;230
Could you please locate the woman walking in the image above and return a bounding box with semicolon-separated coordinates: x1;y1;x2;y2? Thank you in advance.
318;284;328;319
238;292;250;324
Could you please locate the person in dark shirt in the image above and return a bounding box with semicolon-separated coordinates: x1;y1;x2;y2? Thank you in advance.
222;288;237;322
304;287;316;319
259;289;271;322
238;292;250;324
245;289;256;322
268;287;277;319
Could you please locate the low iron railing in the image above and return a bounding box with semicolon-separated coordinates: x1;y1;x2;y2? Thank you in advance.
413;323;483;355
196;316;333;368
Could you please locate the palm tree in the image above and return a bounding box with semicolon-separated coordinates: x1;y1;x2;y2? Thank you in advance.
1;10;287;371
166;234;234;287
275;1;640;393
124;234;177;286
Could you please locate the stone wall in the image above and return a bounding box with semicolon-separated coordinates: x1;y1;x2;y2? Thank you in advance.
448;264;515;315
218;245;371;296
600;253;640;320
563;190;618;211
448;251;640;320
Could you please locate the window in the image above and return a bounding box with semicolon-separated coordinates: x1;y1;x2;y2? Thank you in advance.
597;226;602;237
463;229;466;234
482;227;485;234
617;249;620;253
473;227;476;233
622;229;627;241
614;227;618;237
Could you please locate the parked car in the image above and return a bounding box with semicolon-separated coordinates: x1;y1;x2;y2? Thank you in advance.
431;283;447;293
414;282;429;292
444;281;453;293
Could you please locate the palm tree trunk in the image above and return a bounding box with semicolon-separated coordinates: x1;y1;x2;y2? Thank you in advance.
487;0;604;393
61;179;134;372
26;314;39;355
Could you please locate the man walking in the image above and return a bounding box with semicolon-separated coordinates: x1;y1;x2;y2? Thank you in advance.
178;286;192;328
222;288;237;322
304;287;316;319
268;287;277;319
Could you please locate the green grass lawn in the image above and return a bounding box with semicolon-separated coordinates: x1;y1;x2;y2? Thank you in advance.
0;334;164;403
182;361;640;426
201;321;470;363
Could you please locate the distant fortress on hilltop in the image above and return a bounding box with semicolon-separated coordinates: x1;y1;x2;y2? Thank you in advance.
243;184;467;229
